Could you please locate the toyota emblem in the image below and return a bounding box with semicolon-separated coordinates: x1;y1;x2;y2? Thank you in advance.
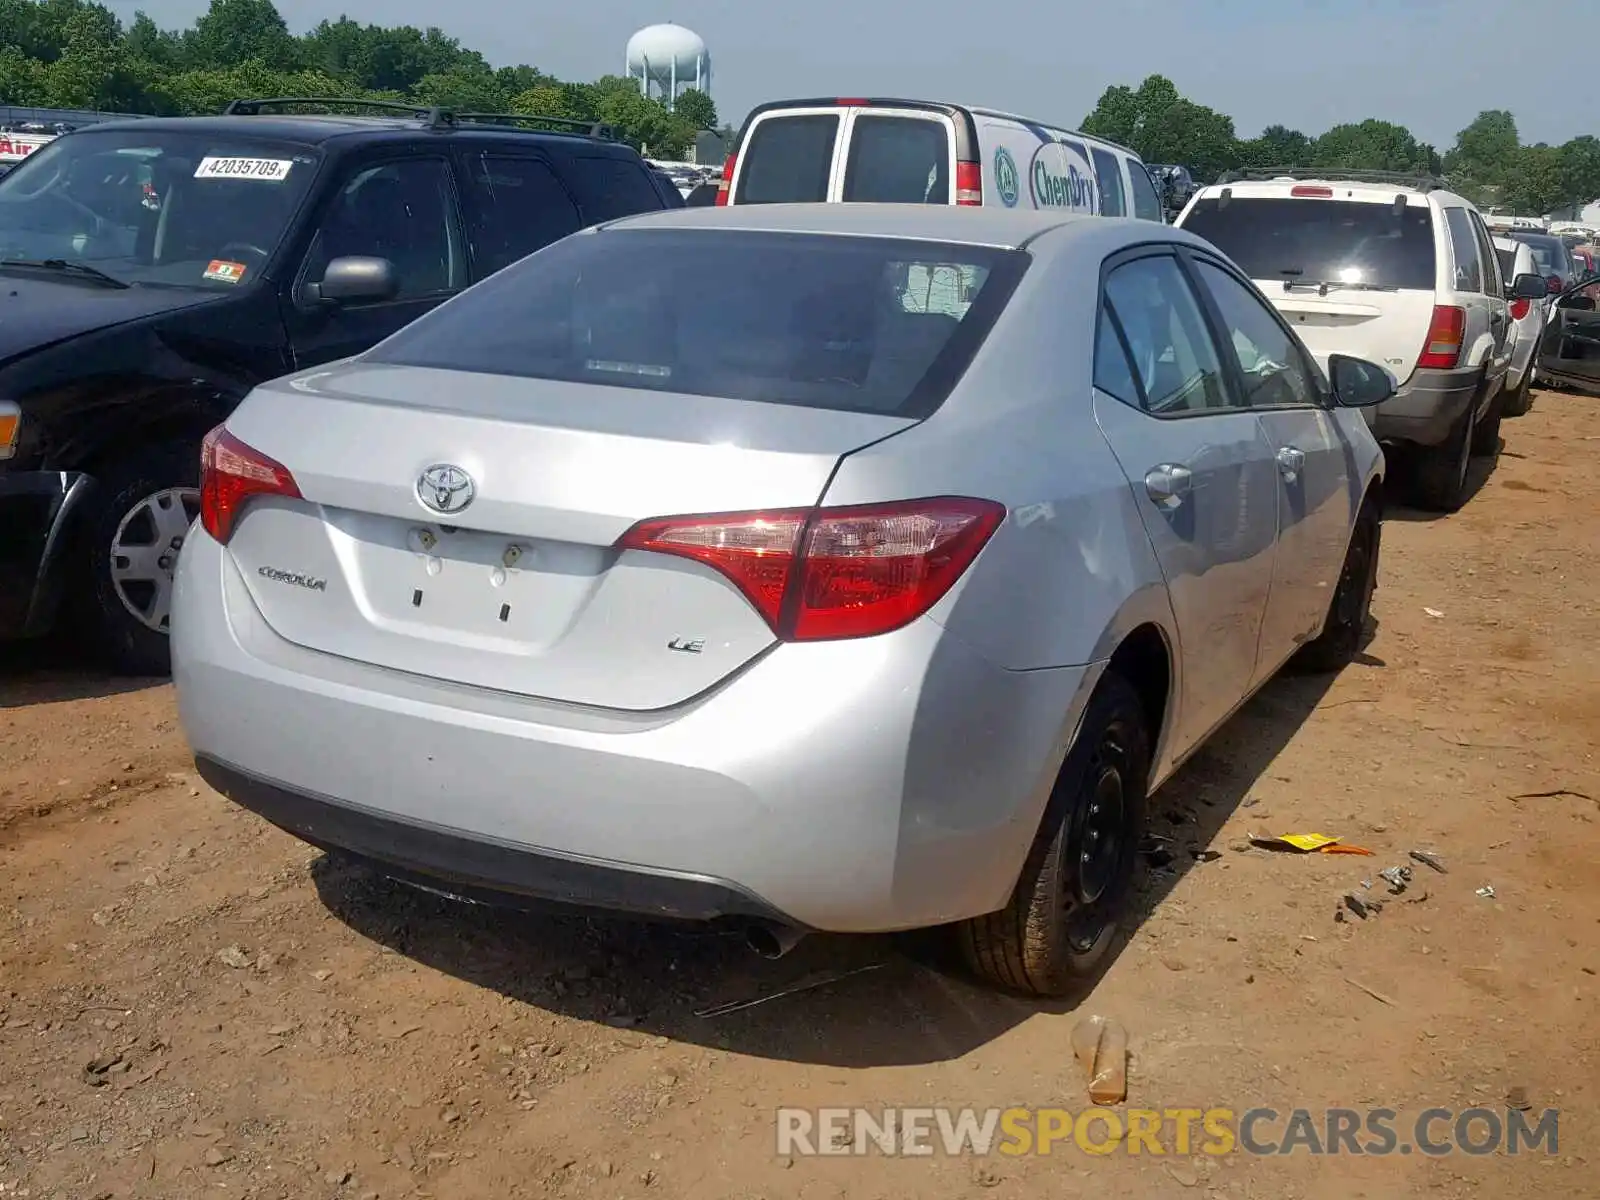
416;463;475;515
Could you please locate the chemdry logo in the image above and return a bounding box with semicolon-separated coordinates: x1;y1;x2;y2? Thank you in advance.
775;1105;1559;1158
1031;155;1096;209
994;147;1019;207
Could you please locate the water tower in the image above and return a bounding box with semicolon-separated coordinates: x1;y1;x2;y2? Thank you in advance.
625;23;709;112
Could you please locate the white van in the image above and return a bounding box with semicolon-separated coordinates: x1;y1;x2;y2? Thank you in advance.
716;97;1164;221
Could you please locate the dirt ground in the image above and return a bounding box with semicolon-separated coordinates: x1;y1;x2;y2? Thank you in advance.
3;391;1597;1200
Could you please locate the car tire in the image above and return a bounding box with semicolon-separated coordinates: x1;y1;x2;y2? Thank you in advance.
69;441;201;676
1291;499;1380;674
956;672;1150;997
1501;369;1534;417
1410;405;1472;513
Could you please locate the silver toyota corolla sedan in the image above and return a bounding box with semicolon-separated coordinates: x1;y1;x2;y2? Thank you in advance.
172;204;1392;996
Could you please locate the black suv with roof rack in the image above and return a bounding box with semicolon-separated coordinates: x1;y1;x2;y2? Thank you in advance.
0;98;677;673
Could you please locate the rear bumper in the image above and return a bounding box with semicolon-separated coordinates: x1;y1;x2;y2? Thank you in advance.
172;529;1098;933
194;755;795;924
0;470;94;639
1369;365;1481;448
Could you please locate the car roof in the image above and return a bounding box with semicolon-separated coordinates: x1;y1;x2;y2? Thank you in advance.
600;203;1130;249
77;113;628;152
1195;177;1466;207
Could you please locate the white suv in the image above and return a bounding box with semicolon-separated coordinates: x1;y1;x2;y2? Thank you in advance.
1176;170;1545;511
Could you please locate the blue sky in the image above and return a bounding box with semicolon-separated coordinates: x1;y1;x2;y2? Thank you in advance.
124;0;1579;149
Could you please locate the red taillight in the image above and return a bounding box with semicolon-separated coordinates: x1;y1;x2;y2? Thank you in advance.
715;152;735;206
1290;185;1333;198
955;160;982;206
1547;274;1564;294
1510;297;1530;321
1417;305;1466;370
199;425;300;545
835;98;869;106
615;497;1005;641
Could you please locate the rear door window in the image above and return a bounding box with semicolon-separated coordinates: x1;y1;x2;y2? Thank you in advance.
1179;197;1437;291
1128;162;1163;221
734;114;839;204
1090;147;1126;217
841;115;951;204
1495;246;1516;281
563;154;668;222
1444;207;1483;292
461;154;583;277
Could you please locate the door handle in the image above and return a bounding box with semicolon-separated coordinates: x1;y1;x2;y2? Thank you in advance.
1144;463;1193;507
1276;445;1305;481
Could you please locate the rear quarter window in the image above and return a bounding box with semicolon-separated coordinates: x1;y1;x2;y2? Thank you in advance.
563;155;669;222
734;114;839;204
1443;208;1483;292
1180;196;1437;291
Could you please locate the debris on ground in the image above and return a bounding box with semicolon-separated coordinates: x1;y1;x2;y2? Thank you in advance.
1345;977;1396;1006
1476;885;1496;899
1070;1015;1128;1105
1378;865;1413;894
1249;833;1371;854
1409;850;1449;874
1343;893;1381;920
691;963;886;1018
1509;788;1594;802
1506;1086;1531;1111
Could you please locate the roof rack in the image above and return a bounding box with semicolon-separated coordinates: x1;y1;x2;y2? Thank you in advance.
451;112;618;140
223;98;619;141
224;96;452;126
1215;166;1448;193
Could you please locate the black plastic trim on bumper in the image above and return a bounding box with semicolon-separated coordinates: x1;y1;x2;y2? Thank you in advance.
193;755;802;927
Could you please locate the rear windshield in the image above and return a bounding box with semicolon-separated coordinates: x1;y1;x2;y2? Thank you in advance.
1181;196;1437;291
1510;233;1568;274
367;228;1028;418
734;115;839;203
841;115;951;203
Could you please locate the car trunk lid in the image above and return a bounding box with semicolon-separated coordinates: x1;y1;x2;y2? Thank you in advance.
221;362;916;710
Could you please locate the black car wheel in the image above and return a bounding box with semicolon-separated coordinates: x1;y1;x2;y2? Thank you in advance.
958;672;1150;997
71;442;200;676
1292;499;1380;673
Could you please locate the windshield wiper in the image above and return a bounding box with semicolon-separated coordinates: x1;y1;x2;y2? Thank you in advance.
0;258;129;288
1277;270;1397;296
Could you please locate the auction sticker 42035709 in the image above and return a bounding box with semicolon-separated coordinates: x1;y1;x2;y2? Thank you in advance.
194;156;293;181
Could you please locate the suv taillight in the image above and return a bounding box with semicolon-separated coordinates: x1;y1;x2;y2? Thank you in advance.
715;152;735;206
1510;297;1530;321
616;497;1005;641
955;161;983;206
1417;305;1466;370
199;425;300;545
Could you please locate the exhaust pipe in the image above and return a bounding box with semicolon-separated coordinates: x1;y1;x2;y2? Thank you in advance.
744;920;807;959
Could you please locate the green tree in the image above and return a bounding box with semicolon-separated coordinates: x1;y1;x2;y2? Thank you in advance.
1237;124;1312;169
1312;119;1433;173
1080;75;1237;179
182;0;300;72
1502;144;1566;215
1445;110;1520;193
673;86;715;131
1559;135;1600;212
411;66;507;112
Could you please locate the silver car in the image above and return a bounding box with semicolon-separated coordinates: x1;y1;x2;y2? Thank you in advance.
172;205;1391;996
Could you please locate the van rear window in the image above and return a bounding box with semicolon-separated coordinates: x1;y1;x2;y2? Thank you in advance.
841;115;951;203
734;115;838;204
1181;197;1437;291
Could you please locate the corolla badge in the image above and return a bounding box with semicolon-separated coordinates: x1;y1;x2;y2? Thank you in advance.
416;463;475;515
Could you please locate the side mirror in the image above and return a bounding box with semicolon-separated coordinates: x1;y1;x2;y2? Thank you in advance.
1328;353;1395;408
1510;272;1548;300
304;256;398;305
